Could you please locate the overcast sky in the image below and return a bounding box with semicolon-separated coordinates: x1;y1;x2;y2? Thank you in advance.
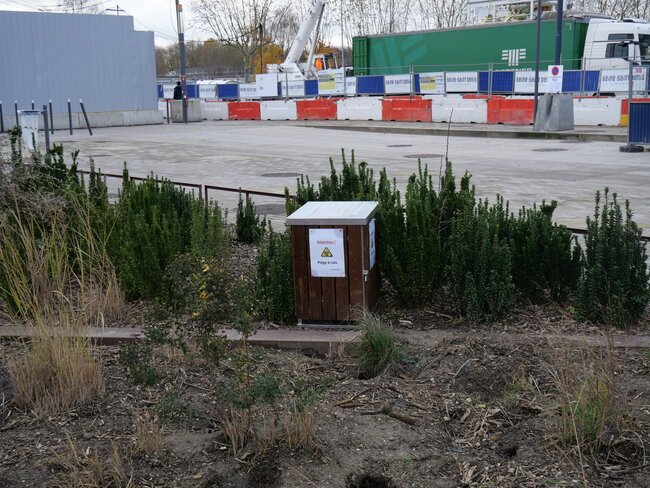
0;0;206;45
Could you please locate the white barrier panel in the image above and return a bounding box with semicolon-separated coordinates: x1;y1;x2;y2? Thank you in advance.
162;84;175;99
201;101;229;120
240;83;260;100
384;74;413;94
600;68;646;92
318;69;345;95
257;73;279;97
345;77;357;96
514;71;549;93
426;96;487;124
573;97;622;126
445;72;479;92
337;97;383;121
198;83;217;99
260;100;297;120
280;80;306;98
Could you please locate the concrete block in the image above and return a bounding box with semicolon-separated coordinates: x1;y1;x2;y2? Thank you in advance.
201;101;229;120
534;94;574;131
427;96;487;123
573;97;622;126
171;99;202;123
337;97;382;120
260;100;297;120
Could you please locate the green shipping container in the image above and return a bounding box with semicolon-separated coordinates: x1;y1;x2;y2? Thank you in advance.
353;19;588;75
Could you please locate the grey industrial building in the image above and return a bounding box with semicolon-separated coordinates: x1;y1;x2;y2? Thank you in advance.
0;10;161;130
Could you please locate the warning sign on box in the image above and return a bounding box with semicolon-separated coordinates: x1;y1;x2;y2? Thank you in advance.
309;228;345;277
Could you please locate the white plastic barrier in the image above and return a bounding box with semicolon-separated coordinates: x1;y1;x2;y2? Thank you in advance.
426;96;488;124
260;100;297;120
573;97;622;126
336;97;383;121
201;101;229;120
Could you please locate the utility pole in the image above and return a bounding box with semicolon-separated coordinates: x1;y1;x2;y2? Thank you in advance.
555;0;564;65
106;5;125;15
175;0;188;124
259;23;264;75
533;0;542;118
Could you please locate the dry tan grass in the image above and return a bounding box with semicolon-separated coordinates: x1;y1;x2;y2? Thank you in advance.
132;412;164;457
281;408;317;450
52;432;132;488
223;408;253;457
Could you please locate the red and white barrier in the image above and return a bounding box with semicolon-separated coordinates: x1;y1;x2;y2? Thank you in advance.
427;96;488;124
228;101;261;120
382;97;432;122
296;99;339;120
620;98;650;126
487;98;534;125
336;97;383;120
260;100;297;120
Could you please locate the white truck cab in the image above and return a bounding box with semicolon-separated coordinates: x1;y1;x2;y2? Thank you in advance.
583;18;650;70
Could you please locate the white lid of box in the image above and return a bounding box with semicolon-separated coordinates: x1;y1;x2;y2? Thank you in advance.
286;201;378;226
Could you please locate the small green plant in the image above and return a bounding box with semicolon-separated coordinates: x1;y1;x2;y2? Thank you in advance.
236;193;266;244
155;389;189;423
118;343;159;386
256;226;294;322
354;313;402;379
577;189;649;327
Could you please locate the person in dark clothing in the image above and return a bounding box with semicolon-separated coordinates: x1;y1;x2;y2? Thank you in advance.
173;81;183;100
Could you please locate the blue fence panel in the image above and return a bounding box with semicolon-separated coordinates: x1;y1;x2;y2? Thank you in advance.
629;102;650;144
584;71;600;93
184;84;198;98
157;84;163;98
492;71;514;93
305;79;318;96
562;71;599;93
217;84;239;100
478;72;489;92
413;74;421;93
357;76;385;95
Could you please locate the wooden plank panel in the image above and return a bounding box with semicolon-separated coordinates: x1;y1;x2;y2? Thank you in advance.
370;223;381;311
306;226;323;320
320;227;337;320
347;226;363;318
335;226;350;321
291;226;308;319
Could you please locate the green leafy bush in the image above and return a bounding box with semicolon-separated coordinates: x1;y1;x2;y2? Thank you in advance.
577;189;649;326
256;227;294;323
236;193;266;244
354;313;402;379
448;197;515;322
118;343;159;386
508;201;581;302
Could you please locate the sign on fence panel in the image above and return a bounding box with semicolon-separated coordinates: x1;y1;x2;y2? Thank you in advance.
600;68;647;92
162;84;175;99
198;84;216;99
345;77;357;95
514;71;548;93
280;80;305;98
546;65;564;94
369;219;376;269
318;69;345;95
384;74;413;94
257;73;279;97
445;71;479;92
309;228;346;277
239;83;259;99
419;72;445;94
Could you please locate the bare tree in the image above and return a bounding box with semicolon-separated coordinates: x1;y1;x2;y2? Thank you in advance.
191;0;274;80
414;0;467;29
60;0;102;13
344;0;415;37
593;0;649;19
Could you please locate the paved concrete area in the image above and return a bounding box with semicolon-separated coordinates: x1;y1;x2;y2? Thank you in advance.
11;120;650;231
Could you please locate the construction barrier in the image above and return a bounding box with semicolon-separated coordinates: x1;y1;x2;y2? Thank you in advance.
201;101;229;120
228;101;261;120
382;97;432;122
573;97;621;126
260;100;297;120
620;98;650;126
487;98;534;125
296;99;339;120
428;96;488;123
462;94;506;100
336;97;383;121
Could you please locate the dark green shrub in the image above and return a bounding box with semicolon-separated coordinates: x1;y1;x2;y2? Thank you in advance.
448;197;515;322
236;193;266;244
256;227;294;323
577;189;649;326
119;343;159;386
508;201;581;302
110;166;229;300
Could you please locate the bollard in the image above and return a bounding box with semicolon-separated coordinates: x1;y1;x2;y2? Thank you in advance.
67;99;73;135
42;105;51;152
49;100;54;134
14;101;19;127
79;99;93;136
0;101;4;133
166;100;170;124
31;100;35;110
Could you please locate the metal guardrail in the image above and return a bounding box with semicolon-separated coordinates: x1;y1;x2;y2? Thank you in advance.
77;169;649;242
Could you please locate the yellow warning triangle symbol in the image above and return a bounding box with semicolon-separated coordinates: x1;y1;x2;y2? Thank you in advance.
321;247;333;258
